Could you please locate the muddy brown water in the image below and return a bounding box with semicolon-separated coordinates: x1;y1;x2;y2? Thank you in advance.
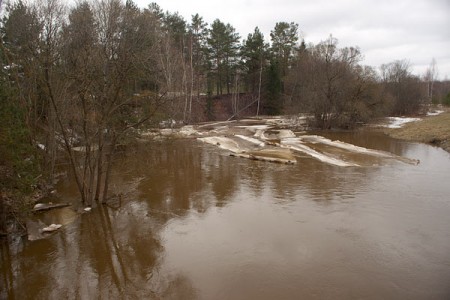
1;131;450;299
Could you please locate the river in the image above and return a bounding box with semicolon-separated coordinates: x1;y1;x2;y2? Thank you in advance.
1;130;450;299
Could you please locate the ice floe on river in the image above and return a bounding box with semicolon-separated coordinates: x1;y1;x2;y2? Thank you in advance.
281;138;359;167
141;116;418;167
199;120;418;166
198;136;242;153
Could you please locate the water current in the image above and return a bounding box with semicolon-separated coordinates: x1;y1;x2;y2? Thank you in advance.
1;130;450;299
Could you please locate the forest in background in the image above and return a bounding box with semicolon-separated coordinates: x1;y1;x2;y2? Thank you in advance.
1;0;449;236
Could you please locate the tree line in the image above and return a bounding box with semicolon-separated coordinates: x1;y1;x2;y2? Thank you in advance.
0;0;447;232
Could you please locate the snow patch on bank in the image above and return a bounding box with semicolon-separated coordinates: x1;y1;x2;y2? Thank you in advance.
427;110;444;116
385;117;421;128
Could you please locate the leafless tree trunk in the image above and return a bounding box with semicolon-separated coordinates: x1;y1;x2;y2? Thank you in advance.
256;60;263;116
189;34;194;123
425;58;438;103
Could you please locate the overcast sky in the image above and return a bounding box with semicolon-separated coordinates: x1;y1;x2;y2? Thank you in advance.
135;0;450;79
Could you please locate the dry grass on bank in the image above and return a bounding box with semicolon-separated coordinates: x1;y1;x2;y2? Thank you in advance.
385;110;450;153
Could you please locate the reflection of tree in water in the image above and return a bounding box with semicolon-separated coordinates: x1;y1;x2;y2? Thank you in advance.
0;241;14;299
113;140;206;216
117;139;241;212
2;137;207;299
239;160;267;197
1;237;55;299
119;139;378;208
259;153;377;203
1;202;195;298
249;131;409;203
2;134;408;298
209;155;239;206
147;273;197;300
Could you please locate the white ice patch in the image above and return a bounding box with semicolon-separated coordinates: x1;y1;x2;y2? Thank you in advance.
277;130;296;139
198;120;236;128
281;138;359;167
179;125;200;136
254;129;268;140
236;125;272;132
196;121;419;167
299;135;393;158
298;135;419;165
385;117;421;128
235;135;265;147
197;136;242;153
252;129;295;140
210;126;230;134
427;110;444;116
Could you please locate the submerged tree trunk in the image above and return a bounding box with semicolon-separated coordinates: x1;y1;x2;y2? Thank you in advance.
101;133;117;204
0;197;5;236
44;67;87;204
94;130;104;202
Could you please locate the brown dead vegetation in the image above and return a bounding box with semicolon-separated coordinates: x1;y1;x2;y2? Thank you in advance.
385;110;450;153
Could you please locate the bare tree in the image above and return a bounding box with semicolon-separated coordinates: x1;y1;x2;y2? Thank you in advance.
285;36;387;128
424;58;438;103
308;36;363;128
381;60;426;115
1;0;168;207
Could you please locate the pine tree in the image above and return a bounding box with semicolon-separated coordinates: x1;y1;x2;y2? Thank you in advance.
241;27;268;93
207;19;240;95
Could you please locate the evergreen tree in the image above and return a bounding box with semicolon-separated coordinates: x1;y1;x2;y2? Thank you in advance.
162;11;187;51
264;60;283;115
270;21;299;75
241;27;268;93
207;19;240;95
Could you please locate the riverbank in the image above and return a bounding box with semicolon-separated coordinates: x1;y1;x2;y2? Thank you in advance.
383;109;450;153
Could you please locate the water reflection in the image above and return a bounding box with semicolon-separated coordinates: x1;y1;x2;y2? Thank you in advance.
1;133;450;299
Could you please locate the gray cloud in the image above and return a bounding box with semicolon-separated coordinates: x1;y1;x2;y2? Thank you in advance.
136;0;450;79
